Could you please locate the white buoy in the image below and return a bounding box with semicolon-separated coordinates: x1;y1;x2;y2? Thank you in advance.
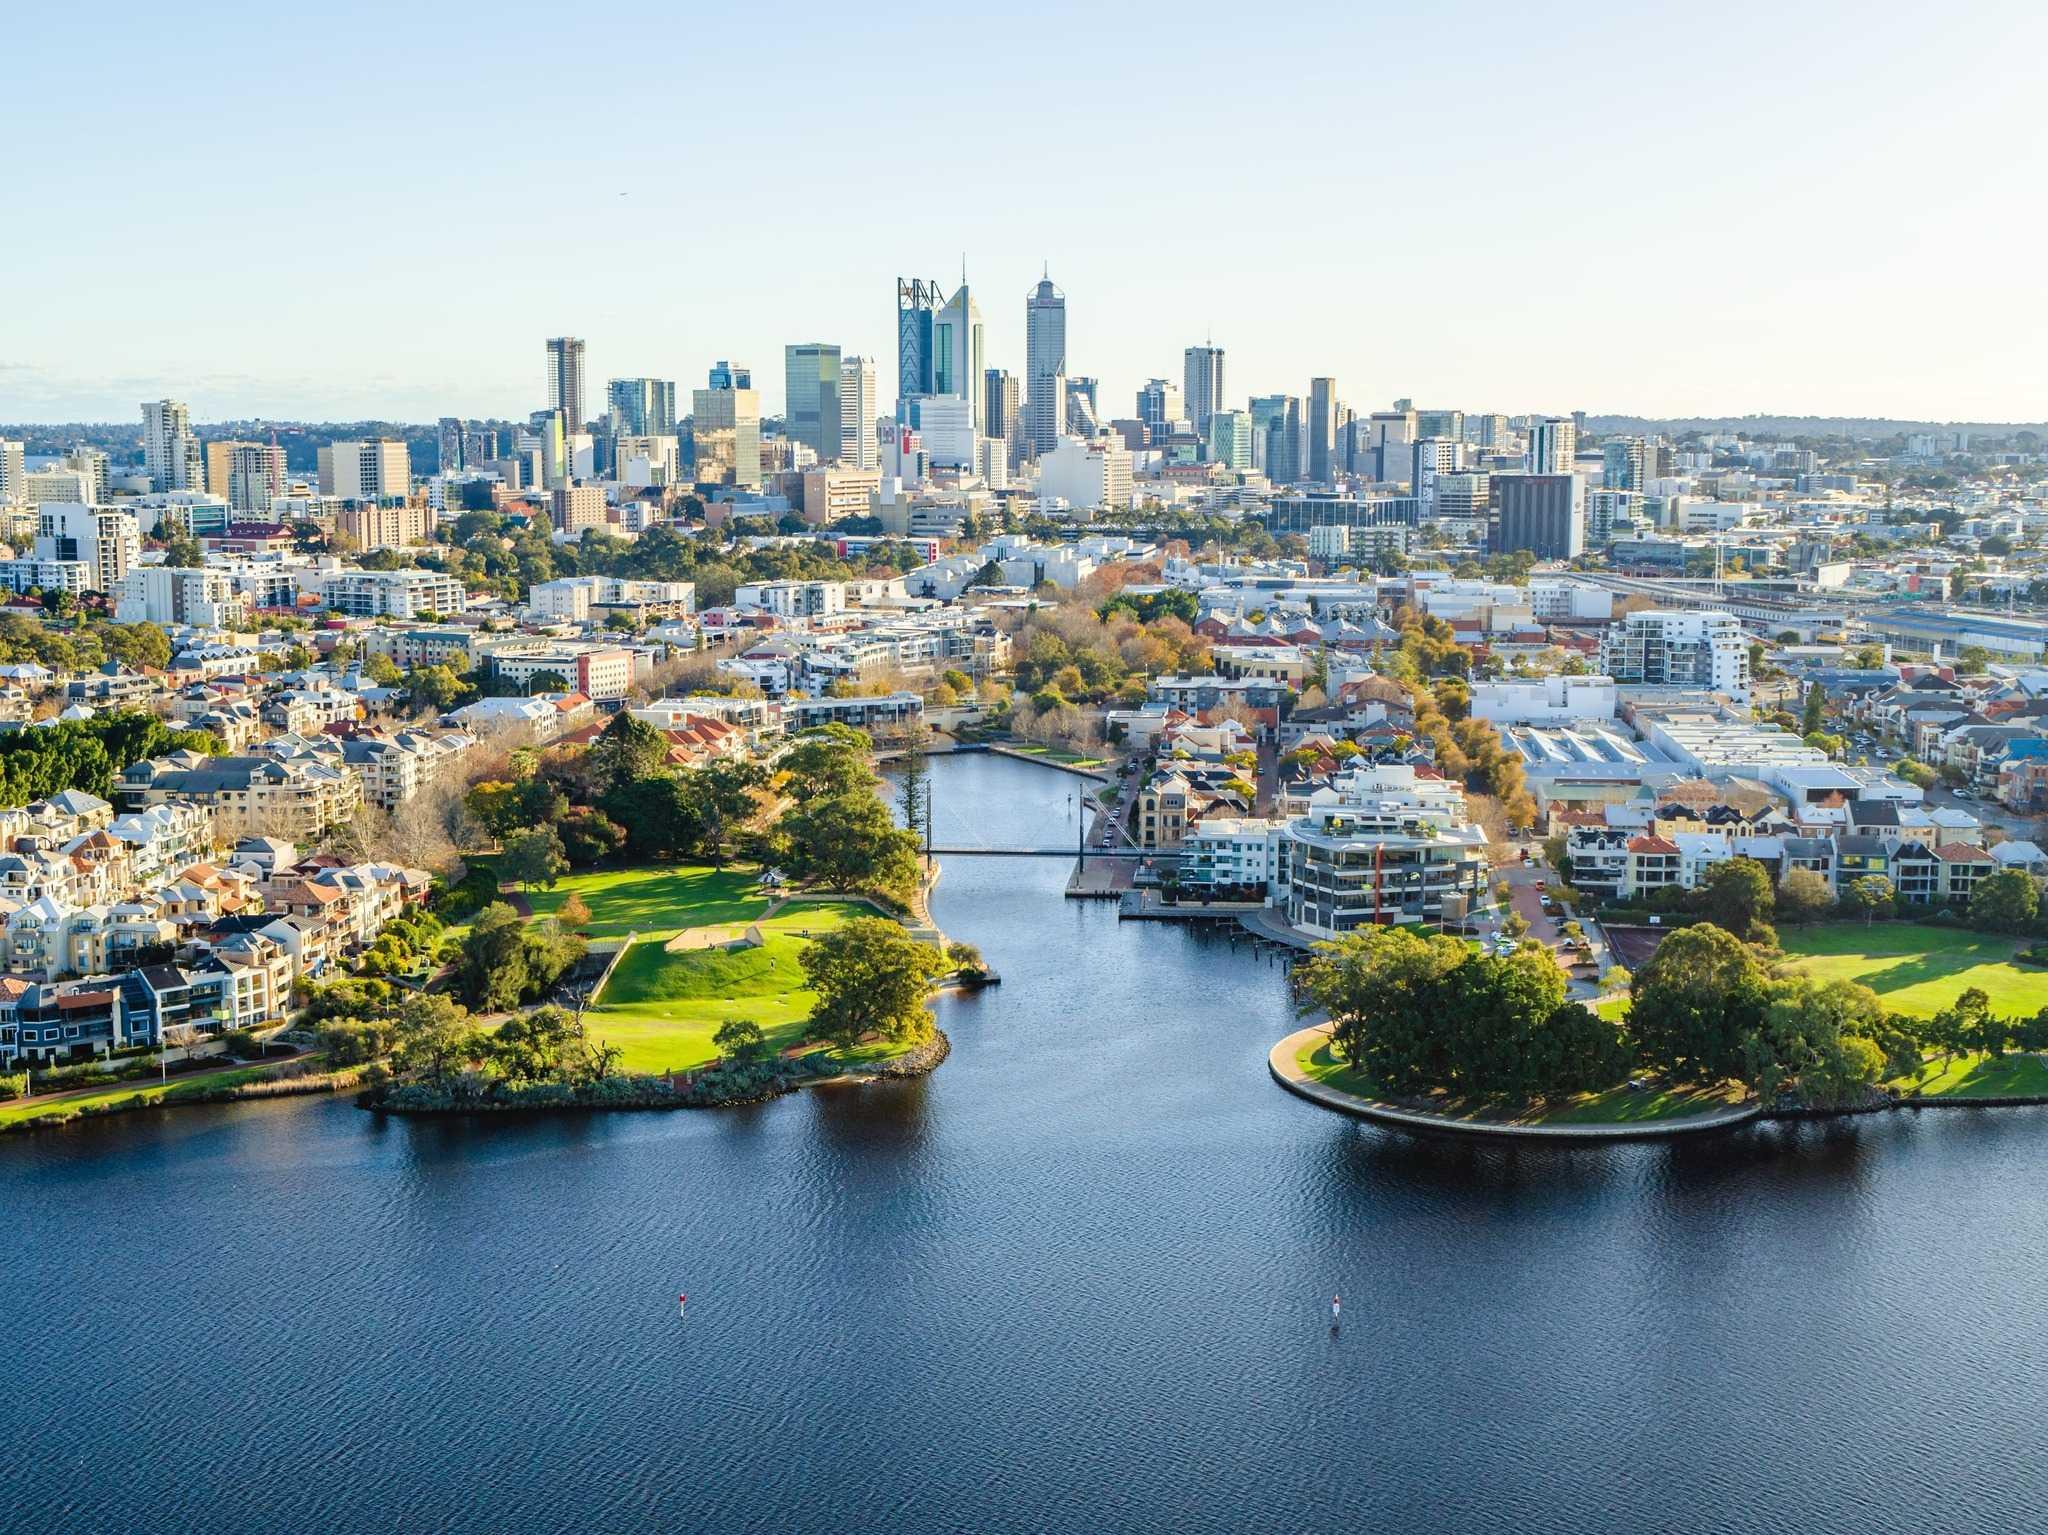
1331;1294;1341;1324
678;1293;687;1318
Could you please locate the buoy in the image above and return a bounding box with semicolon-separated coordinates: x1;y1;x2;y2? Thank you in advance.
678;1293;687;1317
1331;1294;1341;1324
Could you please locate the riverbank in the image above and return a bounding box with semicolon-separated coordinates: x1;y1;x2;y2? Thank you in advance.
0;1055;363;1135
1269;1024;1761;1141
364;1028;951;1117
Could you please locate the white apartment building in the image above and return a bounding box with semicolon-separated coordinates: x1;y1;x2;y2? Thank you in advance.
1037;435;1133;513
839;356;878;468
528;575;694;622
142;400;201;491
1598;609;1750;699
734;580;845;619
0;441;23;504
1468;675;1619;725
314;568;466;618
34;504;140;592
322;440;411;501
23;467;93;507
114;567;246;628
1526;580;1615;621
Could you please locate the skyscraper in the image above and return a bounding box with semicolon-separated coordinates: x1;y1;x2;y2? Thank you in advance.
984;369;1021;466
546;337;587;428
437;417;469;473
693;363;761;488
1137;379;1183;430
0;440;24;504
932;282;985;434
141;400;200;492
1208;410;1254;471
1529;416;1577;475
840;356;878;469
1308;377;1338;482
784;344;844;462
1495;474;1586;559
606;379;676;437
1250;395;1302;483
1183;345;1225;440
896;277;943;420
1066;378;1099;438
1025;273;1066;456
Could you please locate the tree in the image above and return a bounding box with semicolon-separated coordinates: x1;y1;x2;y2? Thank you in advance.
1801;682;1827;737
1968;868;2039;934
491;1004;582;1086
713;1018;770;1066
558;893;592;930
1776;867;1835;925
685;758;768;863
1744;976;1887;1104
778;791;923;902
557;805;628;867
1629;923;1769;1083
459;904;532;1011
601;773;700;860
389;993;487;1089
364;653;404;687
1845;874;1896;927
406;664;468;713
526;669;571;695
587;710;670;793
1696;856;1774;940
781;725;874;799
502;826;569;892
797;917;947;1051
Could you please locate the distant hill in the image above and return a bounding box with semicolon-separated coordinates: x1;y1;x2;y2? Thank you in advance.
1583;414;2048;437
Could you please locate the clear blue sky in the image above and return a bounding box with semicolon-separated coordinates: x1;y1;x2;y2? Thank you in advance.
5;0;2045;425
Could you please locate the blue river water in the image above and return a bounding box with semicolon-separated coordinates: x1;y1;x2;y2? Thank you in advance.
3;751;2045;1534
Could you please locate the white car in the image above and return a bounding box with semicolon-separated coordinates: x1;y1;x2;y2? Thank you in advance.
1493;939;1520;956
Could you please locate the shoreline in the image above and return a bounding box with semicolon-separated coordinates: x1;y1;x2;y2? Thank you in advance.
1268;1025;1762;1142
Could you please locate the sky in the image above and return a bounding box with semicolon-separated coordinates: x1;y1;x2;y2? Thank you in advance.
5;0;2047;427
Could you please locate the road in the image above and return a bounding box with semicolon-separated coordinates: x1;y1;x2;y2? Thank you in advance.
1918;782;2046;840
1487;850;1610;999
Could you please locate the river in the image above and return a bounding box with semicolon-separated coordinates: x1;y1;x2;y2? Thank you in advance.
3;751;2045;1534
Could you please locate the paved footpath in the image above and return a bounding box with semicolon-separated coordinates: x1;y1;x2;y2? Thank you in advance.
1268;1023;1761;1141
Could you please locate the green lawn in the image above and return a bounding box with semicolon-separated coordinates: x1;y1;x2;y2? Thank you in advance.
1002;743;1110;769
1779;922;2048;1018
519;863;771;939
1293;1034;1744;1126
0;1060;290;1129
1889;1051;2048;1099
584;900;873;1073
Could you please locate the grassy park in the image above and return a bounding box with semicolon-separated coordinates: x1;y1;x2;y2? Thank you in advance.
521;863;771;939
1778;922;2048;1018
582;895;881;1073
1292;1031;1746;1127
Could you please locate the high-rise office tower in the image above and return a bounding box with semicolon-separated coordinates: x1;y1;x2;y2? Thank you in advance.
932;282;985;434
1308;377;1338;482
1066;378;1099;438
784;344;844;463
840;356;878;469
1025;273;1066;456
1495;474;1586;559
1208;410;1254;471
1474;413;1512;449
606;379;676;437
545;337;587;427
693;363;761;488
983;369;1022;465
1528;416;1577;475
896;276;943;420
141;400;200;492
1249;395;1302;483
1183;345;1225;440
437;418;468;473
1137;379;1184;430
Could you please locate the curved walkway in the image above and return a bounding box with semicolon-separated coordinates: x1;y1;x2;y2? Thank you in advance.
1268;1025;1762;1142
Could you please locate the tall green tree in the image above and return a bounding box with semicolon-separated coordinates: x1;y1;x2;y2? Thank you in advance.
1629;923;1769;1083
1968;868;2039;934
1696;856;1774;941
797;918;947;1050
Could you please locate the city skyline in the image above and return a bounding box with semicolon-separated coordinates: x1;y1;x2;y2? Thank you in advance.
7;2;2047;424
